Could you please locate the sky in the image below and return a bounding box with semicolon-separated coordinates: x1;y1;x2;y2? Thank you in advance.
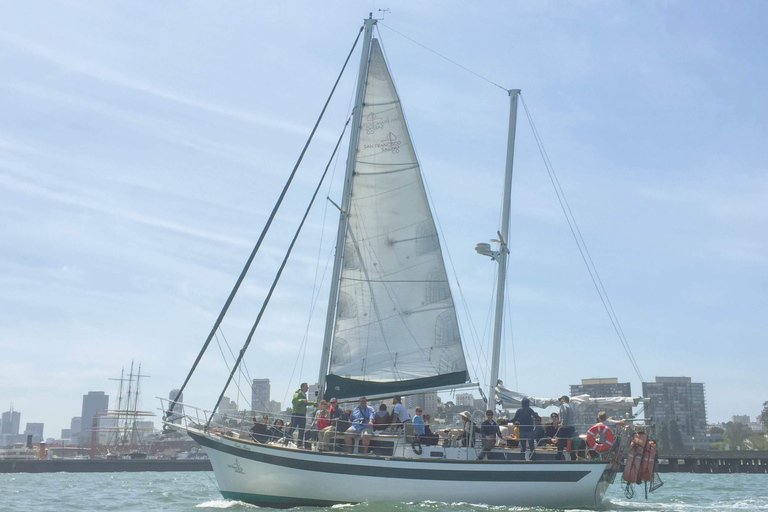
1;1;766;439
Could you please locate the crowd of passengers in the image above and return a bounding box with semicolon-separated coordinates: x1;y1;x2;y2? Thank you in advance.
247;384;624;460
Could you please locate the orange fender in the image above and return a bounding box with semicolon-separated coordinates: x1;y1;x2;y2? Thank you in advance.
623;432;647;484
639;439;657;481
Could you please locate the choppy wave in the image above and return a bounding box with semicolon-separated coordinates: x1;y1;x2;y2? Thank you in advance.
1;472;767;511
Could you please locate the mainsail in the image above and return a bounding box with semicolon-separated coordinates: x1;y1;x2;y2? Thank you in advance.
325;39;469;399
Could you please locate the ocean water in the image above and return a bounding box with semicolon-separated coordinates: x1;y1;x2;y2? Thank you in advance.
1;472;766;512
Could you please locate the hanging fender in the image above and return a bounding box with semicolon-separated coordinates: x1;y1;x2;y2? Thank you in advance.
623;432;647;484
585;423;615;452
639;439;658;482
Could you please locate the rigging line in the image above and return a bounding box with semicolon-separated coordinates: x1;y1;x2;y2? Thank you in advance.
519;95;642;378
213;331;252;410
524;95;643;381
503;269;519;390
168;25;364;416
378;22;507;92
520;95;643;380
218;327;253;388
219;327;274;411
519;94;643;381
208;118;353;426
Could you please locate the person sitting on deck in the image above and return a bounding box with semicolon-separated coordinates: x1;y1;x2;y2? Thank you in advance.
391;396;410;430
345;396;375;454
478;410;502;460
318;397;344;452
250;414;270;443
373;403;391;432
412;407;426;436
267;418;287;443
421;414;439;446
307;400;329;444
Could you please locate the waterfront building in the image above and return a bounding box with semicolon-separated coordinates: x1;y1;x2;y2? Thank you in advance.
570;378;632;429
61;428;71;440
455;393;474;407
642;376;707;450
732;415;750;425
80;391;109;446
24;423;44;443
251;379;271;412
405;392;439;416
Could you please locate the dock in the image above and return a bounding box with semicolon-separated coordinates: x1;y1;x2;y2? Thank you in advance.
656;452;768;473
0;458;212;473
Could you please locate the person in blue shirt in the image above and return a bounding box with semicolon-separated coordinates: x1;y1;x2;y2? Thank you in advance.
344;396;375;454
412;407;425;435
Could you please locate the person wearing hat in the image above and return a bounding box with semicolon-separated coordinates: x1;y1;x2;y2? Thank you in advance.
459;411;479;447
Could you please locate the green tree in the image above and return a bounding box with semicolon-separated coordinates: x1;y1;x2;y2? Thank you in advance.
657;421;670;453
668;419;685;452
761;401;768;428
724;421;753;450
747;433;768;451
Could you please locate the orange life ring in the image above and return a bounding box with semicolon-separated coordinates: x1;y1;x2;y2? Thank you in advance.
586;422;614;452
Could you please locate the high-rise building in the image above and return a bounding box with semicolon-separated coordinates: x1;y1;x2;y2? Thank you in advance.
61;428;72;440
404;392;439;416
570;378;632;429
80;391;109;445
168;389;184;423
455;393;474;407
24;423;44;443
251;379;271;412
642;376;707;450
1;407;21;436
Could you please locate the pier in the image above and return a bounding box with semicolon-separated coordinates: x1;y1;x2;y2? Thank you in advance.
656;452;768;473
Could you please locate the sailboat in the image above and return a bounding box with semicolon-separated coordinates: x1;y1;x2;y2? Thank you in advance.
164;15;619;509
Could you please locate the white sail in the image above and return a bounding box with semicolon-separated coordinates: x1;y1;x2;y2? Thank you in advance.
326;39;469;398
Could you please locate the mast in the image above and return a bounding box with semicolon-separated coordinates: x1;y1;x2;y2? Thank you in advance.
487;89;520;410
317;14;376;398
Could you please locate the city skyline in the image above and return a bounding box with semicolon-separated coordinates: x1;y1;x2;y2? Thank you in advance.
1;3;766;436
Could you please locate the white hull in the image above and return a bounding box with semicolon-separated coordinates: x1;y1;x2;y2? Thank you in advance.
188;428;614;509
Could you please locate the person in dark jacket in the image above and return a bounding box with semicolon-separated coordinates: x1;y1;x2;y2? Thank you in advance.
478;410;502;460
267;418;287;443
511;398;540;457
250;414;270;443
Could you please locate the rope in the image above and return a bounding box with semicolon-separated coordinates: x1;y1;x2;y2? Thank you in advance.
519;93;644;383
207;117;352;426
378;23;507;92
167;26;364;417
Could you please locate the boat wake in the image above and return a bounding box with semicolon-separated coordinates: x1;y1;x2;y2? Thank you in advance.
196;498;257;509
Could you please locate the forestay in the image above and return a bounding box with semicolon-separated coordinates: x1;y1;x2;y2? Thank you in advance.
325;39;469;399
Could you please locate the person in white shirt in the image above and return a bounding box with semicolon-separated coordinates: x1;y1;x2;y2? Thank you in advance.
391;396;410;430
